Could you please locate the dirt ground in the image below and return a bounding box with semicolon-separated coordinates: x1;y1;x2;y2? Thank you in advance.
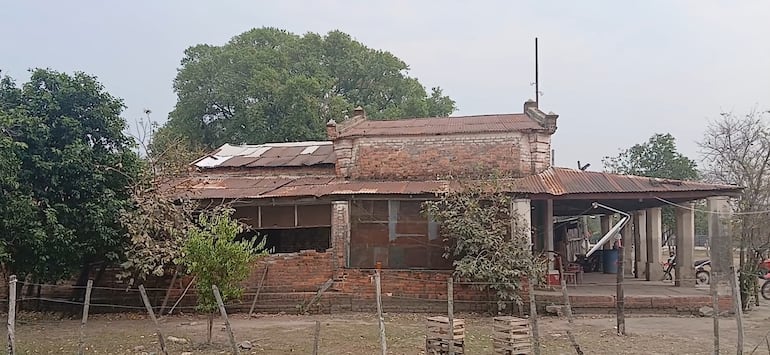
3;304;770;355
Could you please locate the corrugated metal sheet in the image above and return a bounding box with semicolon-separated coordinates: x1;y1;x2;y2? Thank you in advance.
339;114;542;137
517;167;740;195
173;167;741;200
193;141;335;169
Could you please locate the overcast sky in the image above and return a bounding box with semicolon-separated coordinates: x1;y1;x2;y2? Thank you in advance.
2;1;769;170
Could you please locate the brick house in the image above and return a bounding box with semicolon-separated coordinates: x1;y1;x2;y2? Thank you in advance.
178;100;741;312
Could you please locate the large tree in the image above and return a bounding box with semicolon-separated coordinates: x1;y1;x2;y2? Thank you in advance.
0;69;140;282
163;27;456;150
603;133;703;235
700;110;770;307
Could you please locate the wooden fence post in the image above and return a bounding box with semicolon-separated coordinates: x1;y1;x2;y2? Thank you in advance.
138;285;169;355
374;270;387;355
447;277;455;355
712;270;720;355
167;276;195;316
7;275;17;355
557;255;583;354
77;279;94;355
158;270;178;316
212;285;239;355
312;320;321;355
248;265;269;317
527;272;541;355
730;267;744;355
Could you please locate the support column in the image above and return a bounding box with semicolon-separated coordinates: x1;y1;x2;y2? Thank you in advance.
633;211;647;279
512;198;533;249
645;207;664;281
331;201;351;271
621;223;634;276
544;199;554;269
675;203;696;287
708;196;733;296
600;215;613;250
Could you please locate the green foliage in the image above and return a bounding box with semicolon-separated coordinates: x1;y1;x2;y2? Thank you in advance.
422;178;543;308
182;209;267;313
603;133;698;180
118;112;205;284
163;27;456;150
603;133;704;234
0;69;140;282
119;189;196;283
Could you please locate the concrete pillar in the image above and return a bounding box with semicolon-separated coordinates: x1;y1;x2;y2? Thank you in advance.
633;211;647;278
331;201;351;270
708;196;733;296
675;203;696;286
621;223;634;276
544;199;555;270
645;207;664;281
600;215;613;250
512;198;533;249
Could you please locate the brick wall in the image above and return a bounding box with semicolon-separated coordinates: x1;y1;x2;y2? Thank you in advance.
335;132;552;180
331;201;350;272
332;269;509;313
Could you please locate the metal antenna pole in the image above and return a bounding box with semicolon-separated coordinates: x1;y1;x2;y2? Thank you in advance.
535;37;539;106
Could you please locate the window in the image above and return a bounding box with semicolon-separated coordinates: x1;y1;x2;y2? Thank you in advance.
349;200;449;269
234;204;332;253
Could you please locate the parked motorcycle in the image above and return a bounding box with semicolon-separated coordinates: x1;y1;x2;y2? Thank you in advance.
760;273;770;300
662;254;711;285
695;259;710;285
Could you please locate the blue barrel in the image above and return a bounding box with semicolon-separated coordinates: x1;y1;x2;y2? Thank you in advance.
602;249;619;274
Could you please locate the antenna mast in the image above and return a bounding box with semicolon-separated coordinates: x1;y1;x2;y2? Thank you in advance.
535;37;539;106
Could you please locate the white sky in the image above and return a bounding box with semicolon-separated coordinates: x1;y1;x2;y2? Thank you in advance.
2;1;769;170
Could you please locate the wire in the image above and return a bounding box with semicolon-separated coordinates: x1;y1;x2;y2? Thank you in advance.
655;197;770;215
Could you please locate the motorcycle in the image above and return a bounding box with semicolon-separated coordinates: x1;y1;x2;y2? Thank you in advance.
759;258;770;300
761;273;770;300
662;253;711;285
695;259;710;285
693;257;770;299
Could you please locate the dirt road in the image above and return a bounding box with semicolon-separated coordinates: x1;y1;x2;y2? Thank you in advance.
3;305;770;354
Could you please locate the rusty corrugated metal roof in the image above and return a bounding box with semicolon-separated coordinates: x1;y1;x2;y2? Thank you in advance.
173;167;741;200
515;167;741;195
339;114;542;137
192;141;335;169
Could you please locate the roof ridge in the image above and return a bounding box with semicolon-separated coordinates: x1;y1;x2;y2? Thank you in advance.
363;112;526;122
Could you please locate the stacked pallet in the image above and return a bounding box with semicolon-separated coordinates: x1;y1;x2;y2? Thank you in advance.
493;316;532;354
425;316;465;354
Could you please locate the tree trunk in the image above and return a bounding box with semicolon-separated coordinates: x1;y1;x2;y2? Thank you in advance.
93;262;107;287
207;312;214;344
69;262;92;316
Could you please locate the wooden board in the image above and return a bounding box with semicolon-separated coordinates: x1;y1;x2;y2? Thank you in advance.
492;316;531;354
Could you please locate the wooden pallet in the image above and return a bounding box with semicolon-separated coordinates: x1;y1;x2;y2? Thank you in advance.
426;316;465;354
493;316;532;354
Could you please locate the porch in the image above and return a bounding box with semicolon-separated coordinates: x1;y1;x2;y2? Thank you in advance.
535;272;731;314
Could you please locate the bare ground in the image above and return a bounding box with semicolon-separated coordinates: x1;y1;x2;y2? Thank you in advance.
3;305;770;354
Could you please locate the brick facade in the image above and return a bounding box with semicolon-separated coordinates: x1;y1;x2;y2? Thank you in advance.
331;201;350;272
332;132;553;180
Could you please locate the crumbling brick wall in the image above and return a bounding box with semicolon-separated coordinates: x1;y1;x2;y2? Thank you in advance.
336;132;552;180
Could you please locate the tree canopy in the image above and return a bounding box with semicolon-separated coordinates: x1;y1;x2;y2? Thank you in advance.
603;133;703;235
162;27;456;150
0;69;140;282
603;133;699;180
